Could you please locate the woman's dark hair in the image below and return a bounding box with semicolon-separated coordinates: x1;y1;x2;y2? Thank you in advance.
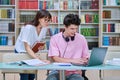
25;10;52;26
63;14;81;27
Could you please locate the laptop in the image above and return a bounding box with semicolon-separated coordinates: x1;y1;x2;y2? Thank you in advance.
72;47;108;66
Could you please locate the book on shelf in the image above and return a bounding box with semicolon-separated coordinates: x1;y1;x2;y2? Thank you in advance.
81;28;98;36
103;23;120;32
0;36;8;45
0;22;15;32
103;36;120;46
80;1;92;9
32;41;45;53
18;0;38;9
91;0;99;9
103;36;109;46
47;27;59;36
39;0;54;10
81;0;99;9
0;9;15;18
0;0;15;5
103;0;120;6
20;15;35;23
81;14;99;23
103;10;111;18
81;15;85;24
8;22;15;32
115;23;120;33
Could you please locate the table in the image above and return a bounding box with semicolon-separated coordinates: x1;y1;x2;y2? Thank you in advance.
0;63;120;80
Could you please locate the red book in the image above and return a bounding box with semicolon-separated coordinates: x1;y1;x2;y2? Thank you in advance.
11;0;15;5
43;1;47;10
28;1;38;9
18;0;26;9
32;42;45;53
85;14;90;23
107;24;111;32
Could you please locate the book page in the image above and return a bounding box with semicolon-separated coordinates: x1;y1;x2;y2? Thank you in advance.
22;59;47;66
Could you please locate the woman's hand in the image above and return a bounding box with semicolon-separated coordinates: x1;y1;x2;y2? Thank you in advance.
38;45;45;50
38;42;45;50
42;60;51;64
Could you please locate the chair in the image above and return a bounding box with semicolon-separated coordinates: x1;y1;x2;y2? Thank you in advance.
2;52;48;80
82;70;88;80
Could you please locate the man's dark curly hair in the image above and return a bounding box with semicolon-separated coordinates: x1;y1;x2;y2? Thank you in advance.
63;14;81;27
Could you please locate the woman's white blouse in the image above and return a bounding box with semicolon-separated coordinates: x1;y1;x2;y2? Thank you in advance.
15;25;47;52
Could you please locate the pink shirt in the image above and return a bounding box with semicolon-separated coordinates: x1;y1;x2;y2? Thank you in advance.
48;32;90;75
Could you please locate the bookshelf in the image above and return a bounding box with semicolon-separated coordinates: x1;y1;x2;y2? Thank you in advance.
16;0;101;51
0;0;16;51
17;0;80;51
3;0;116;51
99;0;120;47
79;0;99;49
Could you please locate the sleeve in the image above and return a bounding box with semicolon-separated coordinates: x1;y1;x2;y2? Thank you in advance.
48;36;60;57
82;36;90;58
21;26;31;45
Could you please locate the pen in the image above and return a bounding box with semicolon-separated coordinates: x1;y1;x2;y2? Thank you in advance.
58;65;71;66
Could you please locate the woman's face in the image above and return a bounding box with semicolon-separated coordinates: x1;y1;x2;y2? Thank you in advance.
39;17;51;27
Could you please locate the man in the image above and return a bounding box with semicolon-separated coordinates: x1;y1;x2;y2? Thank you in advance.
46;14;90;80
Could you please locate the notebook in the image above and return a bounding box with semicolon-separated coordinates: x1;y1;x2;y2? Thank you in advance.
72;47;108;66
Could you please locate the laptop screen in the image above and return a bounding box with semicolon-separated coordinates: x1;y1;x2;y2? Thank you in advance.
87;47;108;66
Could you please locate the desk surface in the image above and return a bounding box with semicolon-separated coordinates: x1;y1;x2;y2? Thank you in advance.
0;63;120;70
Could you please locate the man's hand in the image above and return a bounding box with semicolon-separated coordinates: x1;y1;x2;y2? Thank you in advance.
71;58;88;65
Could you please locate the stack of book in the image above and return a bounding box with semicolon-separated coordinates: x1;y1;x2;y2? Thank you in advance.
103;10;111;18
19;0;38;9
81;28;98;36
103;0;120;6
0;9;15;18
0;0;15;5
103;36;120;46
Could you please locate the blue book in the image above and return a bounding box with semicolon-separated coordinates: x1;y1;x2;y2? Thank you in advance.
54;28;58;35
1;36;8;45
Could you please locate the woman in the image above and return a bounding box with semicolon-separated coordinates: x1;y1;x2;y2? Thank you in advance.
15;10;52;80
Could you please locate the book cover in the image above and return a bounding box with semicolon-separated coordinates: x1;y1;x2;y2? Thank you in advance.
32;42;45;53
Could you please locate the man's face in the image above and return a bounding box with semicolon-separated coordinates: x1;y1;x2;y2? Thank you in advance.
65;24;78;37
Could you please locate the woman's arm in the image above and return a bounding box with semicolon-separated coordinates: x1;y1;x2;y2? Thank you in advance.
24;42;50;64
24;42;39;59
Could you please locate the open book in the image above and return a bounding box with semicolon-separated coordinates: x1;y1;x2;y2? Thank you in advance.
32;42;45;53
105;58;120;66
21;59;48;66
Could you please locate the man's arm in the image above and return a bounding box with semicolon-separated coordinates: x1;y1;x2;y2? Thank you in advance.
52;56;88;64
